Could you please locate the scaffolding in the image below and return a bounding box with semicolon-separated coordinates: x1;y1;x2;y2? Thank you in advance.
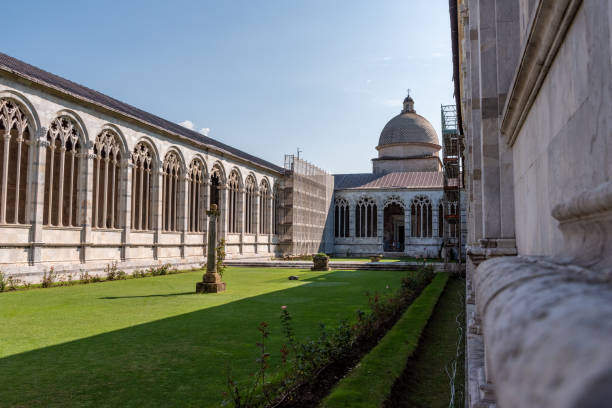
441;104;465;265
278;155;334;255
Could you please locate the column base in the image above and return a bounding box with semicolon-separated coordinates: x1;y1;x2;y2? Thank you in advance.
196;272;226;293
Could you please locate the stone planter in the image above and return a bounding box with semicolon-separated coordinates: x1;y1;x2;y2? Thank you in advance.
311;254;330;271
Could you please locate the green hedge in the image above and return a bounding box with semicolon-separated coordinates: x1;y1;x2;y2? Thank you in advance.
320;272;450;408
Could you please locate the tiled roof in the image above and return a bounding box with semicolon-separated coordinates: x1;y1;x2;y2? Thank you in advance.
334;171;445;190
0;53;283;173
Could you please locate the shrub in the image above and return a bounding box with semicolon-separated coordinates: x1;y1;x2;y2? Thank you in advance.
41;267;57;288
0;271;7;292
105;262;126;281
91;275;103;283
149;263;173;276
132;269;146;278
79;270;92;284
7;275;22;290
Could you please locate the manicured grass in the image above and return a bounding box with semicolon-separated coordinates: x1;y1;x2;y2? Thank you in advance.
0;267;406;407
320;272;449;408
330;257;443;263
387;277;466;408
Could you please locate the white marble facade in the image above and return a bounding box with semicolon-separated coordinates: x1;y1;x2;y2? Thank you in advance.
0;72;281;280
332;189;465;258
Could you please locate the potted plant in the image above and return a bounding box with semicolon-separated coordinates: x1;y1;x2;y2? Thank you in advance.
370;254;382;262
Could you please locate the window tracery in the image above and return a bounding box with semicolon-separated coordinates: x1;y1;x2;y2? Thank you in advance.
162;151;182;232
410;195;432;238
0;98;31;225
245;175;256;234
44;116;82;227
130;142;153;231
188;159;205;232
334;197;350;238
92;130;122;229
355;196;377;237
259;179;271;234
228;170;241;233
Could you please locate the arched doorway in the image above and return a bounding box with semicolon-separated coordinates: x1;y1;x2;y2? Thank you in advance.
383;200;405;252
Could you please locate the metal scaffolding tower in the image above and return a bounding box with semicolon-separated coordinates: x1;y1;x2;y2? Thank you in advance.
277;155;334;256
441;104;464;266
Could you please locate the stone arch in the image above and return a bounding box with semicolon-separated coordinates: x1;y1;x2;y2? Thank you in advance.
258;177;272;234
53;109;88;146
227;168;243;233
383;195;405;252
244;173;257;234
209;161;226;210
334;196;350;238
130;139;156;230
355;195;377;238
43;114;86;227
410;194;433;238
0;90;40;131
187;156;207;232
161;149;184;232
99;123;128;156
0;96;36;225
92;128;124;229
383;195;406;209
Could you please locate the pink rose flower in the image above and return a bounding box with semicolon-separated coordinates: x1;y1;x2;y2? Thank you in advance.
281;305;287;310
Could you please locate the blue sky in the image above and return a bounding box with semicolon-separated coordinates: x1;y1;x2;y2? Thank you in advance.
4;0;453;174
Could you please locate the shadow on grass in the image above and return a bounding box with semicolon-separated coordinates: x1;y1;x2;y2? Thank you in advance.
0;269;402;408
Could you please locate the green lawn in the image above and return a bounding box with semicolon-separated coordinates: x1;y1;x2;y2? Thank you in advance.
0;267;405;407
330;257;442;263
386;277;466;407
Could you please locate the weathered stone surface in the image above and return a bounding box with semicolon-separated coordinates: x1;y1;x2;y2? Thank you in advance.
474;256;612;408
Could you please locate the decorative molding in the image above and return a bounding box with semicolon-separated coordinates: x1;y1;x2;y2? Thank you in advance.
501;0;583;146
551;181;612;223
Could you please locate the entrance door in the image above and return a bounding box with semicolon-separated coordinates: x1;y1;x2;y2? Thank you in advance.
384;203;405;252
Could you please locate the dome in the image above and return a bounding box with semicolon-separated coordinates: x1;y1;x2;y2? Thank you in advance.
377;95;440;148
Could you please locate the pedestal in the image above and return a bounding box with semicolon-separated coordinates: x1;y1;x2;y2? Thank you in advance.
196;272;226;293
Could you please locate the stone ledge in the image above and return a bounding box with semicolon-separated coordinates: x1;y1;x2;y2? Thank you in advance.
474;256;612;407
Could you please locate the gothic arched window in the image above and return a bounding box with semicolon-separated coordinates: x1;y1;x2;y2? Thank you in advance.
273;185;280;235
130;142;154;231
259;179;271;234
0;98;31;225
44;116;82;227
92;130;122;229
227;170;241;233
355;196;377;238
161;151;182;232
438;202;444;237
188;159;206;232
410;195;432;238
334;197;350;238
245;175;256;234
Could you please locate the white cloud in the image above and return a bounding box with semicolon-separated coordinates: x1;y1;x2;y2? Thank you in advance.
200;128;210;136
179;120;194;130
366;79;372;85
382;56;392;61
381;98;403;108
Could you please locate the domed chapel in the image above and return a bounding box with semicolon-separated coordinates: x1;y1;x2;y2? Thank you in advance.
332;91;465;257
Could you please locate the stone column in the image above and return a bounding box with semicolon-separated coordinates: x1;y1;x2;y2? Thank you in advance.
179;173;189;259
120;160;132;261
403;205;410;254
217;184;228;242
152;161;164;260
495;0;519;239
478;0;501;239
469;0;484;243
80;143;96;263
253;190;260;253
377;201;384;251
196;204;226;293
29;127;48;265
201;179;210;256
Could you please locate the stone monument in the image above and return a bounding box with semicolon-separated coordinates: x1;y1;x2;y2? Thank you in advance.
196;204;226;293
